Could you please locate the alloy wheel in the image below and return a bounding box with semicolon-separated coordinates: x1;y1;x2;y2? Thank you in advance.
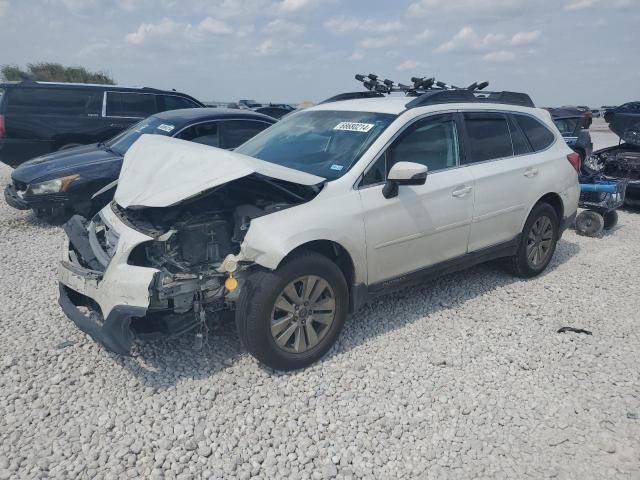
270;275;336;354
526;215;554;267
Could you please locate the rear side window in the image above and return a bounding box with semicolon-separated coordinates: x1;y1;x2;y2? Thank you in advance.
507;115;532;155
6;88;103;116
106;92;157;118
176;122;220;147
161;95;198;111
515;114;555;151
463;113;513;163
222;120;271;149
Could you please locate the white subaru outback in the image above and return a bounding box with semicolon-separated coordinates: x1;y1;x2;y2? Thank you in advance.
58;87;580;370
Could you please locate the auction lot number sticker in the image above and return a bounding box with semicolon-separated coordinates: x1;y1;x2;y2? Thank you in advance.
334;122;375;132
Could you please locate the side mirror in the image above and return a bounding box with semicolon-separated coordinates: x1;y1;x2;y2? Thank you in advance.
382;162;428;199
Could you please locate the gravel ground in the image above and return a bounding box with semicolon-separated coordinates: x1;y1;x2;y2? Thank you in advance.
1;141;639;479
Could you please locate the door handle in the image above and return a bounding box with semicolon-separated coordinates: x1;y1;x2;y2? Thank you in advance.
452;185;472;198
109;123;125;128
524;168;539;178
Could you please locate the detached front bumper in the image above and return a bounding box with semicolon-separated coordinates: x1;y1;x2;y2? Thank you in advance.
58;210;159;355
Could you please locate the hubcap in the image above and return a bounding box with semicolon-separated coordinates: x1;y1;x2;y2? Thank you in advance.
270;275;336;354
526;215;554;267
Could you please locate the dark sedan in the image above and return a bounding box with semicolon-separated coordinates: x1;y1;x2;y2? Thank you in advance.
4;108;275;221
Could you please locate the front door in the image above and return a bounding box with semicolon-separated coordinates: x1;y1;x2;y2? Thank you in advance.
358;114;475;285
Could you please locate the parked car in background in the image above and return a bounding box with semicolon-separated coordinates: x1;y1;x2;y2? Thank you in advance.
57;87;579;370
254;104;295;119
0;81;204;167
586;101;640;206
238;99;262;109
4;108;275;221
549;107;593;165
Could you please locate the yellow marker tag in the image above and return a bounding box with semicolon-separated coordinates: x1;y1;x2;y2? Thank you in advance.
225;274;238;291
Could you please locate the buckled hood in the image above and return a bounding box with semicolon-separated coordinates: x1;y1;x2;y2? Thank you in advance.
114;135;325;209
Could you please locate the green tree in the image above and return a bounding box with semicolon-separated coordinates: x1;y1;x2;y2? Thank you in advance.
1;62;115;84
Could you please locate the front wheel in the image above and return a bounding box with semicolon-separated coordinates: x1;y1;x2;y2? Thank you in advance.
236;251;348;371
505;202;558;278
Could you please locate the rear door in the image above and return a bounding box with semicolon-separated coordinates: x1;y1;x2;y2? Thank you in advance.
461;111;550;252
1;86;105;162
103;91;158;138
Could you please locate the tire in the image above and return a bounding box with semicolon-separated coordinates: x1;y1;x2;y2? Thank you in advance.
505;202;559;278
603;210;618;230
575;210;604;237
236;251;348;371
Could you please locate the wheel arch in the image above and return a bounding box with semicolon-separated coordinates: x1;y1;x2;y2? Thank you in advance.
279;239;363;313
523;192;565;235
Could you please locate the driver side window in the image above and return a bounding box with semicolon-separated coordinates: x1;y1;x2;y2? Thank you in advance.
361;115;460;187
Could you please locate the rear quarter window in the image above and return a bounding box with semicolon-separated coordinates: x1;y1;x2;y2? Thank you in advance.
5;87;103;116
515;114;555;151
106;91;157;118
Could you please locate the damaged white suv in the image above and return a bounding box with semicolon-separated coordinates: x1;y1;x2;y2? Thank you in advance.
58;88;580;370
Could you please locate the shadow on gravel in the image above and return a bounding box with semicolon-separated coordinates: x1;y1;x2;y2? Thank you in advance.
326;238;580;363
114;239;580;384
120;314;244;388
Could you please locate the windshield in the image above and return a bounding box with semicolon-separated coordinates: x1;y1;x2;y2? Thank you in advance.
106;117;176;155
235;110;396;179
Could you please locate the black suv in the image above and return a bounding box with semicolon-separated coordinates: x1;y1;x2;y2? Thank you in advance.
0;81;204;167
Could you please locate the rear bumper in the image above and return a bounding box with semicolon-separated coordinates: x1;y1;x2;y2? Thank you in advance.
4;183;29;210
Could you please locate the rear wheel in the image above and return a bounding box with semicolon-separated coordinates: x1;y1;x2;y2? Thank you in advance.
575;210;604;236
506;202;558;278
603;210;618;230
236;251;348;371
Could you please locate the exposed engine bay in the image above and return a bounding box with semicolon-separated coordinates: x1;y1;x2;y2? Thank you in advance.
584;144;640;206
108;174;322;318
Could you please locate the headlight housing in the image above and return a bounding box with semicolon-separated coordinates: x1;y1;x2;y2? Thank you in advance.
26;174;78;195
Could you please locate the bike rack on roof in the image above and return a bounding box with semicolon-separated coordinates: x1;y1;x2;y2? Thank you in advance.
320;74;535;109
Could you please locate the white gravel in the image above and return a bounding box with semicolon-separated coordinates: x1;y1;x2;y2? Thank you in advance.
1;149;639;479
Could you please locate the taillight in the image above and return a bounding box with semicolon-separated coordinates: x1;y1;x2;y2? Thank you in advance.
0;115;5;138
567;152;581;173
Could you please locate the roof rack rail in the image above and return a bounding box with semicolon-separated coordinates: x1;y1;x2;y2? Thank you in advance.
323;74;535;109
320;91;385;104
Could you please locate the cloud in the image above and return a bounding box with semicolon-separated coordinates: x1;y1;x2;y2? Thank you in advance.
0;0;8;17
435;27;540;55
273;0;327;14
349;51;364;61
510;30;540;46
263;18;304;36
197;17;233;35
358;35;398;49
256;38;277;55
412;29;432;42
125;18;179;45
435;26;505;53
397;59;423;71
564;0;636;10
323;16;403;34
408;0;528;19
482;50;515;62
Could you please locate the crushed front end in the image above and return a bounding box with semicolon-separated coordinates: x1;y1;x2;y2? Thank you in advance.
57;174;320;354
586;145;640;206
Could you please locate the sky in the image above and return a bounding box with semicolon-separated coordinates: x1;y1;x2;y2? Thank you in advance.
0;0;639;106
